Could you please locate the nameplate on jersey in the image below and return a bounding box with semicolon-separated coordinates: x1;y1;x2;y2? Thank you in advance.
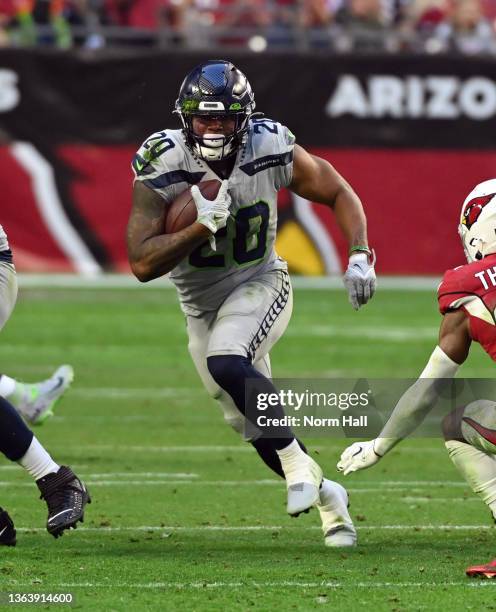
239;152;293;177
475;266;496;291
144;170;205;190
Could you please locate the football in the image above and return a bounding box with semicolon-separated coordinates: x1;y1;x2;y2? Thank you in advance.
165;179;221;233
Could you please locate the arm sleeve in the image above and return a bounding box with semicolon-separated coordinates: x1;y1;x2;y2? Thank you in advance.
374;346;460;456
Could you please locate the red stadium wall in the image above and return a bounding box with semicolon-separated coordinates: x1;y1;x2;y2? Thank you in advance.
1;143;490;275
1;50;495;275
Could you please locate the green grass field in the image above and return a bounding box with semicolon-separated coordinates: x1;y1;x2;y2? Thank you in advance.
1;285;495;611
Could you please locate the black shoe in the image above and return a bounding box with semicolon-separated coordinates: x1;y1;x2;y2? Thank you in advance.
0;508;16;546
36;466;91;538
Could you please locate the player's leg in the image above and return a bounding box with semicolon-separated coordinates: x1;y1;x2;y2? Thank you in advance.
443;400;496;578
0;262;89;538
0;390;89;538
187;311;248;437
0;507;16;546
442;400;496;520
0;261;73;425
205;270;323;515
188;273;321;513
188;314;291;451
444;401;496;572
189;325;311;476
248;353;355;546
188;301;355;544
0;366;74;425
203;271;343;524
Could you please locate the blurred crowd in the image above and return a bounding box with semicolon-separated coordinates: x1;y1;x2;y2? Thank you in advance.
0;0;495;53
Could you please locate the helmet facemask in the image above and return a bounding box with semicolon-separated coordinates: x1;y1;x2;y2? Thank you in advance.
459;180;496;263
180;109;251;162
174;60;255;162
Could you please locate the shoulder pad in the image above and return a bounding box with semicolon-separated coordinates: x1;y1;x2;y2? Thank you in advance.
248;119;295;157
132;130;186;179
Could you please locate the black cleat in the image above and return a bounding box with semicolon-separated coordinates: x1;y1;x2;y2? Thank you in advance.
0;508;16;546
36;466;90;538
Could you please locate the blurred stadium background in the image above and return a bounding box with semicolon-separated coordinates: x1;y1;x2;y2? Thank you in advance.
1;0;496;278
1;2;496;609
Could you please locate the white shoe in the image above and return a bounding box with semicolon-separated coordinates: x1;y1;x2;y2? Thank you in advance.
284;454;323;517
14;365;74;425
317;478;357;548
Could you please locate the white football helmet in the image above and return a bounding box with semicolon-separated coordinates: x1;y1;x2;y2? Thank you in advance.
459;179;496;262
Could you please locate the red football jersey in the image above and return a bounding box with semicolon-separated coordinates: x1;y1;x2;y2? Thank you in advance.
438;253;496;361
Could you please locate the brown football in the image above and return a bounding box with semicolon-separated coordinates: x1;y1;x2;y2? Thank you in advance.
165;179;221;234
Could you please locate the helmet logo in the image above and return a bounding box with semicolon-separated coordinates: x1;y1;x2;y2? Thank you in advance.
182;100;200;113
462;194;496;229
229;103;242;110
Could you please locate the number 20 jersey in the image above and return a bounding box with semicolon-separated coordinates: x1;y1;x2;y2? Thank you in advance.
132;119;294;316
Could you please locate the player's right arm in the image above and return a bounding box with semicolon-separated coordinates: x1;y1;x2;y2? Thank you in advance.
127;181;211;282
337;309;472;475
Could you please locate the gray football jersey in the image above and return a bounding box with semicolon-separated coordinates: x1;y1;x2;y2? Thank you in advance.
0;225;9;252
132;119;294;315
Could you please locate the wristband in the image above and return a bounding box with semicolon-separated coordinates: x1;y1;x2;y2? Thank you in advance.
349;245;371;256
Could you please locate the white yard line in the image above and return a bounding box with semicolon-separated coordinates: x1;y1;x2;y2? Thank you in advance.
68;388;204;399
65;445;255;453
0;479;280;487
47;443;449;457
401;496;479;503
43;581;493;589
82;472;199;479
15;525;494;533
17;274;441;290
57;445;451;457
0;479;470;490
287;325;439;341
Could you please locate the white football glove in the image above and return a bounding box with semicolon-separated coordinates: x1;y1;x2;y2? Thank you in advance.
343;251;377;310
336;440;382;476
191;179;231;235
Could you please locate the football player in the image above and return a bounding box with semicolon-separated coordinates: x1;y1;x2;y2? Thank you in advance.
337;178;496;575
127;60;376;547
0;223;90;545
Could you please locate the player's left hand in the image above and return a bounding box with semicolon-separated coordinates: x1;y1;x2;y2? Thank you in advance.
337;440;382;475
343;251;377;310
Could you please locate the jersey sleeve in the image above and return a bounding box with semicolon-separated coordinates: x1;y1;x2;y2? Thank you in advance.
437;267;475;314
131;131;185;204
274;124;296;190
243;119;296;191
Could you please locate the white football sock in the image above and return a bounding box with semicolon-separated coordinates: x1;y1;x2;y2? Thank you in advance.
0;374;16;398
445;440;496;519
276;439;307;470
18;437;60;481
